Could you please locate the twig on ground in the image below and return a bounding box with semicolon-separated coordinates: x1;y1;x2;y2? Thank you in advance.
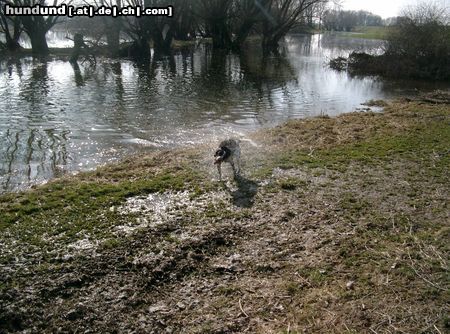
407;252;446;291
239;298;249;318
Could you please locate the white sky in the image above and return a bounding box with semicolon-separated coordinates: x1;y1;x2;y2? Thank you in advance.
340;0;449;18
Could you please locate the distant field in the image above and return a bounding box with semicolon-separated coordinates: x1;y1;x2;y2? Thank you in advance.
340;26;391;40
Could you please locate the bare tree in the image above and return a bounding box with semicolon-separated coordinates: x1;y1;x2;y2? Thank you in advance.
195;0;269;51
322;9;383;31
195;0;233;49
387;1;450;61
314;1;328;30
0;0;22;50
121;0;150;59
231;0;270;50
84;0;123;57
4;0;70;55
172;0;196;41
144;0;180;56
261;0;328;55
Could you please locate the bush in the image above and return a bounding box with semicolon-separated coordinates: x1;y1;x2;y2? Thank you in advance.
330;2;450;80
385;2;450;79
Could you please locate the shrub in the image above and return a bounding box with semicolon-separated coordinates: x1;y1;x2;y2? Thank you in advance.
330;2;450;80
385;2;450;79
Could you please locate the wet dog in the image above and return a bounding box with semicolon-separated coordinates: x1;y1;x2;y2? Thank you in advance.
214;139;241;180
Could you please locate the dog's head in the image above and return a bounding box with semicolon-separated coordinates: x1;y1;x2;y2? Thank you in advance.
214;147;230;164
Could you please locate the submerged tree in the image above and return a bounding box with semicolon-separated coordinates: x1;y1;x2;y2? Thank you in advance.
195;0;271;51
2;0;72;55
1;0;339;58
0;0;22;51
120;0;332;56
86;0;124;57
195;0;233;49
14;0;68;55
172;0;196;41
144;0;179;56
232;0;271;50
261;0;328;55
121;0;151;59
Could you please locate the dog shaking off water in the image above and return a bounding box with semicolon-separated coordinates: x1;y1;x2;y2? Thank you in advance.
214;139;241;180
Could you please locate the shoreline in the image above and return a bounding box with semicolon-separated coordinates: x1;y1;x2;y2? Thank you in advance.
0;30;383;60
0;100;395;196
0;38;211;59
0;96;449;333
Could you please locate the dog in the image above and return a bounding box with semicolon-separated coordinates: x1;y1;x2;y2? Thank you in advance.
214;138;241;180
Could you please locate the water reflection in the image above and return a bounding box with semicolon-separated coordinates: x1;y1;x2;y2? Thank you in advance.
1;34;448;193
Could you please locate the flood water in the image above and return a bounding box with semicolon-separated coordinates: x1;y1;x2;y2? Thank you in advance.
0;34;448;192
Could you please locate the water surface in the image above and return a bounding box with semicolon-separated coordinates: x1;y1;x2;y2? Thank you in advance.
0;34;447;192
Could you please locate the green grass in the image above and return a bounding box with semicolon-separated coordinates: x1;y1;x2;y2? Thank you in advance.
278;177;308;191
0;159;211;251
339;26;391;40
272;121;449;174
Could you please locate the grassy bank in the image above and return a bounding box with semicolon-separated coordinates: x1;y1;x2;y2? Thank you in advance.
339;26;391;40
0;96;449;333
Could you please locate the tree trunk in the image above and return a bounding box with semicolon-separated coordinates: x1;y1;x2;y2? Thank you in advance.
106;29;120;57
70;33;85;63
262;22;290;56
4;33;21;51
1;17;22;51
262;36;279;56
210;19;232;50
105;18;122;57
262;21;279;56
231;20;255;52
174;29;190;41
152;29;173;57
29;29;49;55
132;37;150;61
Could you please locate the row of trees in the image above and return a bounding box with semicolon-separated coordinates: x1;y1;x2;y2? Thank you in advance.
322;9;383;31
1;0;332;57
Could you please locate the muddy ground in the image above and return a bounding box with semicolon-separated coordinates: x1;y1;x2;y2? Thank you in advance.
0;94;449;333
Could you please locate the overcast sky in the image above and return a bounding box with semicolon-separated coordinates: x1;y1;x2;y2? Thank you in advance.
341;0;449;18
